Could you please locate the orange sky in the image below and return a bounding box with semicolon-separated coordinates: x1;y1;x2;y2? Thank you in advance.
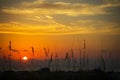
0;0;120;60
0;33;120;60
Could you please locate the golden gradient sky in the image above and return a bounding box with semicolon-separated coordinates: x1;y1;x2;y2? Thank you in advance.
0;0;120;60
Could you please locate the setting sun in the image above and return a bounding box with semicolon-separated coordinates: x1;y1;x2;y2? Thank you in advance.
0;0;120;73
23;56;28;61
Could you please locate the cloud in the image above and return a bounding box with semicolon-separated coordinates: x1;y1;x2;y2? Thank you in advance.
45;16;53;19
68;19;120;35
0;0;120;35
103;0;120;4
2;0;120;16
0;19;120;35
0;18;70;35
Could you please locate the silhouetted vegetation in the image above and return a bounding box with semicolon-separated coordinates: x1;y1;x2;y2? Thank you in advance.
0;71;119;80
0;40;120;80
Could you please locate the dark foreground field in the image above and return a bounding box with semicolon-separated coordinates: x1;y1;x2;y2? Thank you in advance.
0;71;120;80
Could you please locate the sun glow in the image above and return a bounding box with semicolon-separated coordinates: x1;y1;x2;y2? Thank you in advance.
23;56;28;61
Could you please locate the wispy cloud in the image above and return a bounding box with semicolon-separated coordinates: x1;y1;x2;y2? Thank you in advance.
0;19;119;35
0;0;120;35
2;0;120;16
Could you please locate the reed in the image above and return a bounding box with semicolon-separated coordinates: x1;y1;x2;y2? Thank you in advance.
43;48;49;68
8;41;12;71
77;37;82;71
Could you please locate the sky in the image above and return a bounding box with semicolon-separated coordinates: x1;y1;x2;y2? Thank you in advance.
0;0;120;60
